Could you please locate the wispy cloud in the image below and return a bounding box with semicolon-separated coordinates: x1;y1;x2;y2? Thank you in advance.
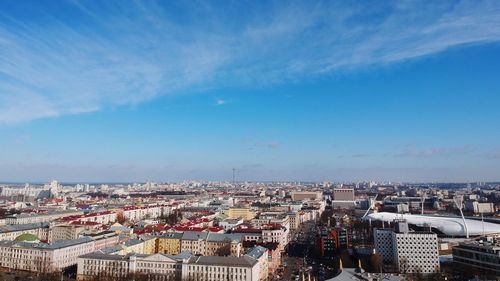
254;141;282;149
393;145;473;158
242;139;283;150
1;1;499;123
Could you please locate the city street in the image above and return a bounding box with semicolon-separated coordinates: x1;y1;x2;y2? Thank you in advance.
282;220;335;281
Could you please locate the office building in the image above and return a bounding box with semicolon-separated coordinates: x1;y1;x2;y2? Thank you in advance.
453;237;500;275
374;221;439;273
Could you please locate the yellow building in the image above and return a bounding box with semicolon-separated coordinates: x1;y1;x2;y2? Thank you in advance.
156;232;182;254
225;208;256;220
141;235;157;254
122;238;144;254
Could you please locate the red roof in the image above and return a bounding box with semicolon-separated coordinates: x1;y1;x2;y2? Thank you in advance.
232;228;263;233
70;221;101;226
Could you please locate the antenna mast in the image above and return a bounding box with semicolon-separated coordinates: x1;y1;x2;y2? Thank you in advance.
362;193;378;218
454;195;469;238
421;189;427;215
232;168;236;186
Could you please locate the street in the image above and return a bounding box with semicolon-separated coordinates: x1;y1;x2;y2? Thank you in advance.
280;220;335;281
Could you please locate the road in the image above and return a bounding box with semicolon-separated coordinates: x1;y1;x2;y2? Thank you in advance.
281;220;334;281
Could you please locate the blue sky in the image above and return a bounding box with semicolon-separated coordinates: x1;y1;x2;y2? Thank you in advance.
1;0;500;182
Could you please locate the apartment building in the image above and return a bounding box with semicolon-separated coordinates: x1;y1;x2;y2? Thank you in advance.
225;208;257;220
81;231;119;250
317;226;349;257
156;232;183;254
219;218;244;231
180;231;244;257
232;227;263;242
141;234;157;254
6;210;83;225
122;238;145;254
262;225;288;252
287;212;299;230
120;205;172;222
61;211;117;225
48;225;86;242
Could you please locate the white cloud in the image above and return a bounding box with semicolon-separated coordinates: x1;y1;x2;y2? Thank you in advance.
0;1;499;123
215;99;227;106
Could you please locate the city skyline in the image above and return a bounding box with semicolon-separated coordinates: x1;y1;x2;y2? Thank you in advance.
1;1;500;182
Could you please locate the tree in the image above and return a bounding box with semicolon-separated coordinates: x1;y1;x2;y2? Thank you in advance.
116;212;126;224
399;257;409;274
370;253;383;274
215;238;232;256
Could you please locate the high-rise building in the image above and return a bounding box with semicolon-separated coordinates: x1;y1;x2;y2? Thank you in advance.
333;188;355;201
374;220;440;273
332;188;356;209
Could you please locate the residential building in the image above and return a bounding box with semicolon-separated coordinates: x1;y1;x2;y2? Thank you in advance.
48;225;86;242
156;232;183;254
141;234;157;254
122;238;145;254
225;208;256;220
181;231;244;257
6;210;83;225
287;212;299;230
219;218;244;231
317;226;349;257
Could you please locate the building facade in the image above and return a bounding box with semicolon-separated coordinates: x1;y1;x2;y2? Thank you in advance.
452;237;500;275
374;221;439;274
0;233;118;272
77;246;268;281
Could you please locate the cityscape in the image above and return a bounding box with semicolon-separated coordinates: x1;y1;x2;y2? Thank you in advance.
1;1;500;281
0;181;498;281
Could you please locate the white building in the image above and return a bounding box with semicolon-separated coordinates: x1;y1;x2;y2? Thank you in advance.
0;233;119;271
464;201;495;214
219;218;244;231
374;221;439;274
77;246;268;281
121;205;172;222
6;210;83;225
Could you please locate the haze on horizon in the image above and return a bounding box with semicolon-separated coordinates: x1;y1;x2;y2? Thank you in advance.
1;0;500;183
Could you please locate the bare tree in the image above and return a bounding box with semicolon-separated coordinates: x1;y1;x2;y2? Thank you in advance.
215;238;232;256
370;253;383;274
